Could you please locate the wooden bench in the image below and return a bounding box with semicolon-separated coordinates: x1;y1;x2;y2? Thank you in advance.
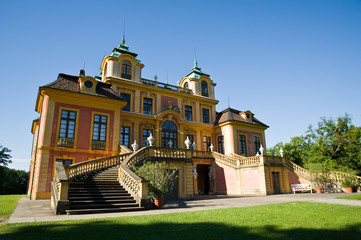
291;184;312;194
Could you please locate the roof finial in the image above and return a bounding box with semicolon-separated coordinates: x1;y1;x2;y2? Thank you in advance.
122;20;126;45
228;96;231;108
194;48;198;68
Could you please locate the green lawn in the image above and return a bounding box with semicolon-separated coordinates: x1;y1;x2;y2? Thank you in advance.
0;202;360;240
338;194;361;200
0;195;20;222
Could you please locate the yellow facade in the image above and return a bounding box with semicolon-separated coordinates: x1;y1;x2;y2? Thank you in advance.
30;39;309;202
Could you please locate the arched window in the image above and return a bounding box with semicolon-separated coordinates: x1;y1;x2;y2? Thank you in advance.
201;81;208;97
161;121;178;148
184;82;189;89
121;60;132;79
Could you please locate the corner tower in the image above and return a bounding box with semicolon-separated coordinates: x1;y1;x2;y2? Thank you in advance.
179;59;216;99
100;37;145;84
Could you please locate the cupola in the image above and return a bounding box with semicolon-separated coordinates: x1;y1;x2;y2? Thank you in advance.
179;58;216;99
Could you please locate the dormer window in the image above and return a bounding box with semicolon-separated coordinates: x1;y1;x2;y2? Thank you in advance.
121;60;132;79
201;81;208;97
184;82;189;89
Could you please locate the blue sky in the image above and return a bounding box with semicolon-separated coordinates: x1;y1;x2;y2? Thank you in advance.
1;0;360;171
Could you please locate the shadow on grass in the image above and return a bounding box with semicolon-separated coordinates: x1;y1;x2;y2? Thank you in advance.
1;221;360;240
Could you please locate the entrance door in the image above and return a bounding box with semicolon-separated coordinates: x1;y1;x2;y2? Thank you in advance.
165;170;179;202
161;121;178;148
196;164;210;195
272;172;281;194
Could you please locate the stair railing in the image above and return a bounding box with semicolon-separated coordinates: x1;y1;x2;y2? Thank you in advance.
229;153;262;166
213;152;239;168
50;161;70;214
119;147;150;208
67;153;131;180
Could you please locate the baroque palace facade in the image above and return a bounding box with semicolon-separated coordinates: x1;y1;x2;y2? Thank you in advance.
28;39;311;206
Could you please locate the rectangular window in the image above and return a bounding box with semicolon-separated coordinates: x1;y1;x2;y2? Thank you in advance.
218;136;224;154
203;136;211;152
239;135;247;156
143;97;153;115
202;108;210;124
142;129;153;147
121;93;131;112
91;114;107;150
185;105;193;121
59;110;76;139
121;126;130;148
254;136;261;155
92;115;107;141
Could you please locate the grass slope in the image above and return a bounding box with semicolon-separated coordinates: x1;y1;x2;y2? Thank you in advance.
0;202;360;240
0;195;20;222
338;194;361;200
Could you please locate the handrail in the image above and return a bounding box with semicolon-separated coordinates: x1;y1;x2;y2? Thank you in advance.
50;162;70;214
230;153;261;166
213;152;238;168
68;153;131;179
119;147;150;206
119;144;132;154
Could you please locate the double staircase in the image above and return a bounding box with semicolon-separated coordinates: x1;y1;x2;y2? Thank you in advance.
66;167;144;214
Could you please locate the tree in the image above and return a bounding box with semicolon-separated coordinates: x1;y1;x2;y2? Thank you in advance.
0;166;29;194
268;136;311;166
0;144;12;166
269;114;361;174
306;114;361;173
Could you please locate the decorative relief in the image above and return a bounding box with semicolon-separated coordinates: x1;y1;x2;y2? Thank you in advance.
184;127;195;134
161;101;180;114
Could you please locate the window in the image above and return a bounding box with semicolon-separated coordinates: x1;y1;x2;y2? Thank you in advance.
56;159;73;166
121;60;132;79
239;135;247;156
143;97;153;115
184;82;189;89
202;108;210;124
185;105;193;121
91;114;107;150
92;115;107;141
201;81;208;97
203;136;211;152
58;110;76;148
121;126;130;148
142;129;153;147
254;136;261;155
161;121;178;148
59;110;76;139
218;136;224;154
121;93;131;112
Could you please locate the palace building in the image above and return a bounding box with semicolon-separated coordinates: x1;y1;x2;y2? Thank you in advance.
28;39;312;213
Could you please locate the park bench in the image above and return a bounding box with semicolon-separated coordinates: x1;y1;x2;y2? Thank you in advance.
291;184;312;194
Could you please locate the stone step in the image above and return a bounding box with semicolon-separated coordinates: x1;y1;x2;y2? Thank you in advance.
69;187;126;192
66;206;144;215
68;192;131;197
70;199;137;206
68;193;131;201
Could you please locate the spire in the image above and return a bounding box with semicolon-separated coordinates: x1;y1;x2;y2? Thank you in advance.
122;34;126;45
194;57;198;68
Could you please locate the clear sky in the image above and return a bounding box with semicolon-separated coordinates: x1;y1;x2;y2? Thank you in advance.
0;0;360;171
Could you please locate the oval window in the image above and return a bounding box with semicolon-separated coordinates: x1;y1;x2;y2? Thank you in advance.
84;80;93;88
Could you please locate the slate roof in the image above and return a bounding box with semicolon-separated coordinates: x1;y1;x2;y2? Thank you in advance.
42;73;123;101
214;108;269;128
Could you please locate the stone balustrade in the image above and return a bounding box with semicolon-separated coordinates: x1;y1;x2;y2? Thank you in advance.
68;153;131;179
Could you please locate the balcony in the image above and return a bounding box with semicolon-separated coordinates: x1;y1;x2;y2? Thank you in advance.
92;141;106;151
141;78;193;94
57;138;74;148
